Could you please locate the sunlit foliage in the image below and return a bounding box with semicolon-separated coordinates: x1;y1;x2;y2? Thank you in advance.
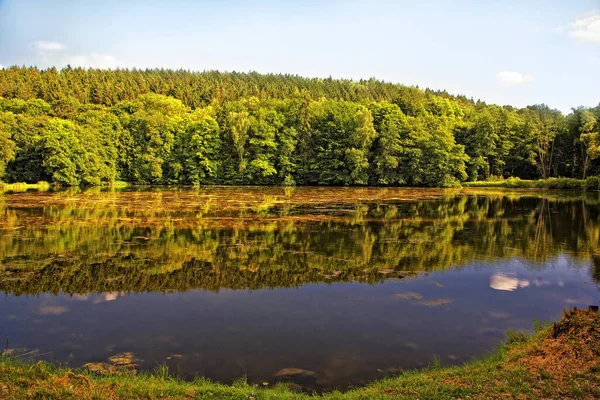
1;68;597;186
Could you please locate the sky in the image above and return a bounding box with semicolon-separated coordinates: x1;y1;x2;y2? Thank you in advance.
0;0;598;113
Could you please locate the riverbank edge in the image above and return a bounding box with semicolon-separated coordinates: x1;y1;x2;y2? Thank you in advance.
0;180;128;193
2;177;599;193
1;308;598;399
463;176;600;190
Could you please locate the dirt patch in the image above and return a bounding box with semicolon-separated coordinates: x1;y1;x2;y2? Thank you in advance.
516;308;600;397
26;371;95;399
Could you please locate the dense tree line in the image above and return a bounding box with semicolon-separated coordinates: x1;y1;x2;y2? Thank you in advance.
0;66;598;186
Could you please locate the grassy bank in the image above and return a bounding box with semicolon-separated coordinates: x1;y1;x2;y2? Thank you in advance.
463;176;600;190
0;181;129;194
0;181;51;193
1;178;599;192
1;308;599;399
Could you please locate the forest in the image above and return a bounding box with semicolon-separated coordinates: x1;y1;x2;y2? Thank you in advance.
0;66;598;187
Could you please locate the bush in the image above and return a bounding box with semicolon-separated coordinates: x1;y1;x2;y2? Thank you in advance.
585;176;600;191
543;178;584;190
36;181;51;191
110;181;129;188
504;177;536;188
463;176;600;190
486;175;504;182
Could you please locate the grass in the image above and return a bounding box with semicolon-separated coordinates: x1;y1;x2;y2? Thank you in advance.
463;176;600;190
1;178;599;192
0;181;51;193
1;308;599;399
109;180;129;188
0;180;129;194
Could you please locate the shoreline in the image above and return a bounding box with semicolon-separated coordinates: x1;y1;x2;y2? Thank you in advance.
2;177;600;193
1;308;599;399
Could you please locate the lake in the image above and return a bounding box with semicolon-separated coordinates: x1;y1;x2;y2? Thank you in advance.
1;186;599;391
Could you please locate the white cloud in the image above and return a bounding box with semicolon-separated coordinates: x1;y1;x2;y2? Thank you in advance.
33;41;67;52
65;53;122;69
496;71;533;85
567;12;600;44
32;41;68;66
30;40;122;69
0;65;4;69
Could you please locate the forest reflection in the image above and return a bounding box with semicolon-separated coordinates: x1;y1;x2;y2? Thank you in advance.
1;187;599;295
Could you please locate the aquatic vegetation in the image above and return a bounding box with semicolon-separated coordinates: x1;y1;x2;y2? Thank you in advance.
1;187;599;392
394;292;423;300
421;298;453;306
1;187;599;295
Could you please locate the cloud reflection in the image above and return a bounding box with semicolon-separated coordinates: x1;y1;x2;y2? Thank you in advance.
489;274;530;291
38;305;68;315
91;292;124;304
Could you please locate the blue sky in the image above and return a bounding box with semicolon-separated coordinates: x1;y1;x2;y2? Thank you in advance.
0;0;598;113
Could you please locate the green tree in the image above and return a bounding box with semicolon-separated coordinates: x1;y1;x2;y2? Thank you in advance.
120;94;188;184
522;105;565;179
0;112;16;178
38;119;84;185
226;109;251;181
246;105;282;184
568;108;599;179
368;101;409;185
303;99;376;185
176;108;221;185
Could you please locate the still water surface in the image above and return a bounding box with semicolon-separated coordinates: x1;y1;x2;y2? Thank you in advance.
1;187;599;390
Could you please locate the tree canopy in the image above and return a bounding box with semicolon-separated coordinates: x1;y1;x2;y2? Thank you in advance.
0;66;598;186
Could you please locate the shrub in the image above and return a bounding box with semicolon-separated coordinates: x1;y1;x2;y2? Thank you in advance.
585;176;600;191
463;177;599;190
36;181;51;191
543;178;584;190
